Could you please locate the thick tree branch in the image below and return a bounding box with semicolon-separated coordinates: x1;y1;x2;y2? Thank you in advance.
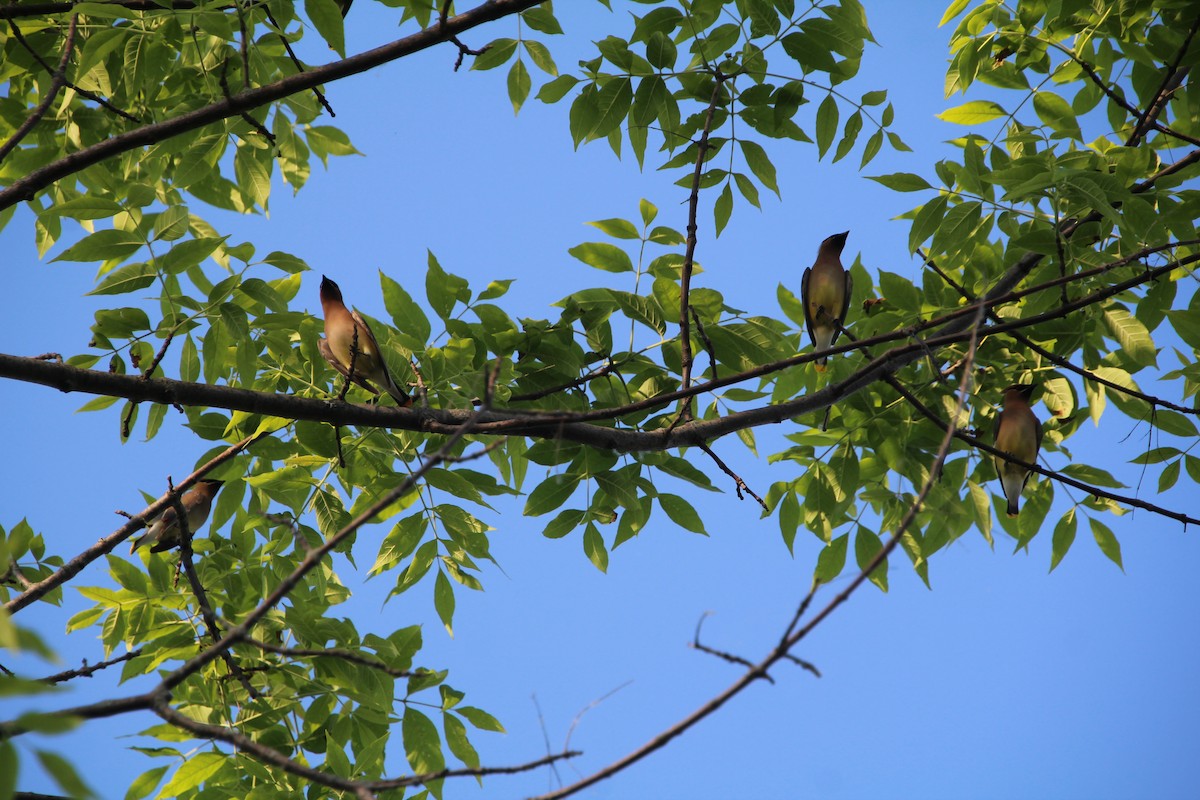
1;245;1194;460
1;0;201;18
0;0;545;210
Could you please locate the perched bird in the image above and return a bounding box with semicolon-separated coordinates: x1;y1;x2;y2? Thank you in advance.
318;276;411;406
130;480;223;553
993;384;1042;517
801;231;852;372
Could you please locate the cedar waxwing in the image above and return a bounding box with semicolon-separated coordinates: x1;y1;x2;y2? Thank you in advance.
130;480;223;553
993;384;1042;517
801;231;852;372
317;276;411;406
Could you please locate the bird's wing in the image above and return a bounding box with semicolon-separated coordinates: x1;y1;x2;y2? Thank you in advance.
829;269;853;347
318;335;378;395
801;267;816;347
350;310;385;357
351;309;409;404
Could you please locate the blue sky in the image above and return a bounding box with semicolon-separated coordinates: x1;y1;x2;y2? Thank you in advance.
3;2;1199;798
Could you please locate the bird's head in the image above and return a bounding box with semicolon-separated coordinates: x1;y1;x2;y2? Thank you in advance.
819;230;850;258
1003;383;1036;403
198;479;225;492
319;275;343;304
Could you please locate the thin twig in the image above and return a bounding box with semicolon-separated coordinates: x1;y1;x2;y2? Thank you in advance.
698;442;767;510
5;433;266;614
508;358;622;403
39;650;142;683
690;612;775;683
0;14;78;164
689;307;718;381
242;637;413;678
528;304;991;800
676;74;727;422
262;6;336;117
219;58;275;144
6;18;140;122
169;476;261;700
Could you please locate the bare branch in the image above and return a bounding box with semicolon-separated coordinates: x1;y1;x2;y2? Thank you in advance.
698;443;767;510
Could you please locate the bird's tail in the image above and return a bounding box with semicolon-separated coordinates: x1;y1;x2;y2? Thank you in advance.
383;372;412;407
1001;472;1023;516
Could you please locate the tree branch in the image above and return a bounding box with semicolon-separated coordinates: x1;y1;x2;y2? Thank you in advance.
0;0;545;210
528;303;990;800
677;75;727;419
4;433;264;614
0;14;78;164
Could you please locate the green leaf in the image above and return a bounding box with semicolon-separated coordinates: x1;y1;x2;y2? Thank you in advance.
523;40;558;76
523;474;581;516
51;229;143;262
939;0;971;26
444;713;481;770
457;706;505;733
473;37;519;70
381;271;432;347
586;217;640;239
1049;508;1076;572
908;194;948;252
85;262;156;296
537;74;579;103
0;742;14;799
1033;91;1081;138
868;172;932;192
522;6;563;34
1103;308;1156;367
568;242;634;273
814;533;849;583
815;94;839;158
402;708;446;784
659;494;706;534
35;750;92;798
305;0;345;55
1059;464;1126;488
1089;517;1123;571
123;765;168;800
713;181;733;237
854;526;887;591
434;570;455;636
583;521;608;572
508;59;531;114
739;139;779;196
1158;459;1180;493
151;206;190;242
542;508;585;539
936;100;1006;125
160;752;225;795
